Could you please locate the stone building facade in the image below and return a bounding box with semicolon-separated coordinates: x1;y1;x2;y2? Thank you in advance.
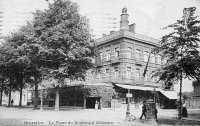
93;7;177;108
94;7;163;87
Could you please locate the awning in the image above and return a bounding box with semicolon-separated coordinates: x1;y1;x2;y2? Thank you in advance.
159;90;178;99
115;84;156;91
115;84;177;99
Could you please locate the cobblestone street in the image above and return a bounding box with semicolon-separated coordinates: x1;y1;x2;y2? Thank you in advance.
0;106;200;126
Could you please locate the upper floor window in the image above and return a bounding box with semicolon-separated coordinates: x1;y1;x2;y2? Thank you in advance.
97;69;102;79
99;52;103;62
156;55;161;64
106;50;111;61
161;58;167;64
127;47;132;59
144;70;148;81
144;51;149;62
106;68;110;76
127;67;131;78
135;68;140;79
136;49;140;59
114;67;119;78
91;71;94;76
151;53;155;63
115;47;120;57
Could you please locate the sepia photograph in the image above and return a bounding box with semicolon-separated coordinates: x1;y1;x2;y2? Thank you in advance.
0;0;200;126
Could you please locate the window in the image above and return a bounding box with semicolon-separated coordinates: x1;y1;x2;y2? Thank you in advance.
161;58;167;64
106;50;111;61
127;67;131;78
156;55;161;64
152;76;158;82
106;68;110;76
151;53;155;63
144;51;149;62
144;70;148;81
114;67;119;78
115;47;120;57
91;71;94;76
99;52;103;62
135;68;140;79
127;47;132;59
136;49;140;59
97;70;101;79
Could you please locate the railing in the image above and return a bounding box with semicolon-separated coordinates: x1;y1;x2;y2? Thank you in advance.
95;31;160;45
124;31;159;45
95;31;123;45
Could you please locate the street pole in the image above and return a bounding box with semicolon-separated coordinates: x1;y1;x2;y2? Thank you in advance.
125;89;130;121
40;70;44;111
40;88;43;111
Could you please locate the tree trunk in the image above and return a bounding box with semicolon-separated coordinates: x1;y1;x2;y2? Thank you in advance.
33;83;38;110
178;71;183;119
19;73;24;107
8;85;12;107
55;87;59;111
19;83;23;107
0;83;3;106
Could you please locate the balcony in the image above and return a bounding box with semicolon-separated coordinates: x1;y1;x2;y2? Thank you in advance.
95;62;103;67
111;57;120;64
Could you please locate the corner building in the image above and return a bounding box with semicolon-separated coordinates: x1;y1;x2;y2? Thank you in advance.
94;7;177;108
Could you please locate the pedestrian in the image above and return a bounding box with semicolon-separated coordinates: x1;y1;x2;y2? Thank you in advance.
139;102;147;119
11;99;14;106
182;100;188;117
152;104;158;121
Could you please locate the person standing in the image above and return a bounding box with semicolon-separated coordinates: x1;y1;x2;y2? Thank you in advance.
140;103;147;119
182;100;188;117
152;104;158;121
11;99;14;106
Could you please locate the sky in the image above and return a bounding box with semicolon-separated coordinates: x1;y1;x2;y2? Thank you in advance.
1;0;200;92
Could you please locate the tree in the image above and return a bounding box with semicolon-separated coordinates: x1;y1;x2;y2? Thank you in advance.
32;0;94;111
152;7;200;119
1;22;40;107
2;31;30;107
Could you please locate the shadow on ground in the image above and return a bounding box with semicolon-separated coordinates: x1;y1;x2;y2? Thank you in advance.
157;118;200;126
135;118;200;126
3;106;88;111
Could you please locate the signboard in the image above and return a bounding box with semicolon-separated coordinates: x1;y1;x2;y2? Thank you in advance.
126;93;132;98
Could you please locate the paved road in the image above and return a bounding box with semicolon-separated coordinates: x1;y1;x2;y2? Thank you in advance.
0;106;199;126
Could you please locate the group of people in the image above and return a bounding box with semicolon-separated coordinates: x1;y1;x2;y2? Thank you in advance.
139;102;158;121
139;100;188;120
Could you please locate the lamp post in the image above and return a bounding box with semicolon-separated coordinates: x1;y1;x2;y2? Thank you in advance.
40;88;43;111
125;89;132;121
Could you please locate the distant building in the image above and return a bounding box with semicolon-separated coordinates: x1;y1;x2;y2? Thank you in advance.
1;7;178;109
192;80;200;98
93;7;177;108
184;80;200;109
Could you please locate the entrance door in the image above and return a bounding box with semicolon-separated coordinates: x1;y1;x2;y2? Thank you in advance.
86;97;100;109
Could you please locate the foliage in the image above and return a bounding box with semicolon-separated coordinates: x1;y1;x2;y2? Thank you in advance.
32;0;94;87
152;7;200;87
182;91;193;99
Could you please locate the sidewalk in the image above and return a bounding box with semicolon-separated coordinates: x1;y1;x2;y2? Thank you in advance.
0;106;200;126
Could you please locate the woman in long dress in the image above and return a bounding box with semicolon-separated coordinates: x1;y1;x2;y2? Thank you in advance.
182;100;188;117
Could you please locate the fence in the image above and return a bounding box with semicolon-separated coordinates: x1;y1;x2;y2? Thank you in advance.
185;99;200;109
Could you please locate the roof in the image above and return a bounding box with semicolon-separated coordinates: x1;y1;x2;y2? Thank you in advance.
159;90;178;99
95;30;160;46
115;83;177;99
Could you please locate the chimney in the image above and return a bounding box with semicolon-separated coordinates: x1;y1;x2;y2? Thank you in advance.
120;7;129;31
129;23;136;33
